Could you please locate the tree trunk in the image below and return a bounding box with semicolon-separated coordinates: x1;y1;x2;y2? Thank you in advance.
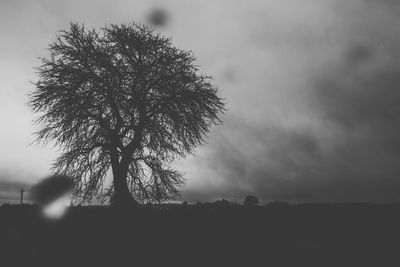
110;151;138;207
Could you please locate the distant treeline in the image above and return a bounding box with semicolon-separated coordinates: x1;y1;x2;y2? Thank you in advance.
2;199;400;209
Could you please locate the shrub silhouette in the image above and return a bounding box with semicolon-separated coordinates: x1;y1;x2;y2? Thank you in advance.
243;195;259;206
213;199;231;207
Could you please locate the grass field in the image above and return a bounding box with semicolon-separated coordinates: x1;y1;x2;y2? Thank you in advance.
0;203;399;266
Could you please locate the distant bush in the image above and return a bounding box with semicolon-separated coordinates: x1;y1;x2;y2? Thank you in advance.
243;195;259;206
213;199;231;207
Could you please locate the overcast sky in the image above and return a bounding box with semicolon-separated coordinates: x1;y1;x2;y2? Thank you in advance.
1;0;400;203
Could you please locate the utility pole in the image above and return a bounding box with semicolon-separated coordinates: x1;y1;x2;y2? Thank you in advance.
20;188;24;205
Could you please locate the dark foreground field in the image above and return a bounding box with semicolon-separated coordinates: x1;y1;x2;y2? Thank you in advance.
1;203;400;266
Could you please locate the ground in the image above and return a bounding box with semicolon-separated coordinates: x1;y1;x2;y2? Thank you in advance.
0;203;399;266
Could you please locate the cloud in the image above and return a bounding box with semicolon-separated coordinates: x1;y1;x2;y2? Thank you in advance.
183;104;400;203
180;0;400;203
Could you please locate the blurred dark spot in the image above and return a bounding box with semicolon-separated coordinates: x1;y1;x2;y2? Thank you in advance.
32;175;74;206
347;44;373;65
147;8;169;27
223;68;237;83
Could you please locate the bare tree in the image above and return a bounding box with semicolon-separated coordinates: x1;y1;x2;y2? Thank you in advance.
29;22;225;205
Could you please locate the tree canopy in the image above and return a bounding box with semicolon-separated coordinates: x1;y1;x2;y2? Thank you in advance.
244;195;259;206
29;22;225;205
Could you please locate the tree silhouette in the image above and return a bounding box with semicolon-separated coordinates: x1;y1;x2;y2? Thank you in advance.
29;22;225;205
243;195;259;206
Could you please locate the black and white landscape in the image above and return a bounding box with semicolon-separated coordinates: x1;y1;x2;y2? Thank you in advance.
1;1;400;266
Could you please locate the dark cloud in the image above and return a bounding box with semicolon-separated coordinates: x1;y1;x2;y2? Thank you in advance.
315;45;400;153
183;107;400;203
182;114;323;202
364;0;400;7
182;22;400;203
346;44;374;65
